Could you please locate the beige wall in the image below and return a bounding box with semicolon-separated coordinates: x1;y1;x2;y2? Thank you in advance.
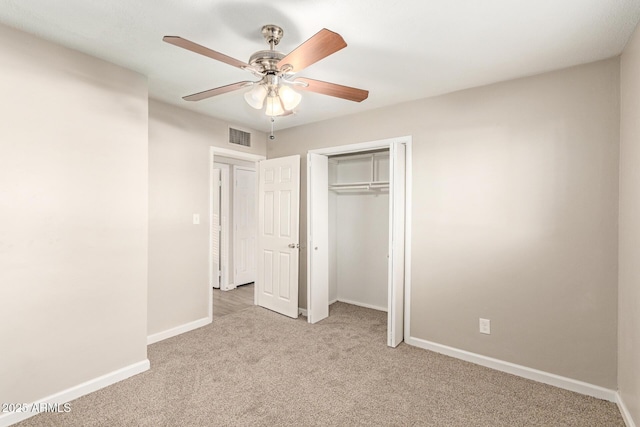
0;23;149;404
148;100;266;336
619;22;640;425
270;58;620;388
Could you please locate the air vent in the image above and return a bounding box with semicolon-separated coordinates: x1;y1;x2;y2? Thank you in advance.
229;127;251;147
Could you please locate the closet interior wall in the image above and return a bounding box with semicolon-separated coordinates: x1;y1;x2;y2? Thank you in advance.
328;150;390;311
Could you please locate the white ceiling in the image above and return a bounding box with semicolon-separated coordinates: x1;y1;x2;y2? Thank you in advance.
1;1;639;132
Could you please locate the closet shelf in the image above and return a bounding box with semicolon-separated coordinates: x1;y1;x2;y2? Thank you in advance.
329;181;389;193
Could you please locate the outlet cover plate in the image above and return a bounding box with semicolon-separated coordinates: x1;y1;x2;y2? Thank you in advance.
479;318;491;335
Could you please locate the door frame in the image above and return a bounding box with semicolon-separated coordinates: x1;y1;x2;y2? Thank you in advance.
306;136;413;344
212;163;231;291
209;147;265;321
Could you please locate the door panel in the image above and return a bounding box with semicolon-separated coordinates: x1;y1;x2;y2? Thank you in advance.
213;164;231;290
307;153;329;324
388;143;406;347
233;167;257;286
257;155;300;318
212;169;221;288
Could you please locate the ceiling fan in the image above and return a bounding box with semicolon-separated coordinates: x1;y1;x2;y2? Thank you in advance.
163;25;369;117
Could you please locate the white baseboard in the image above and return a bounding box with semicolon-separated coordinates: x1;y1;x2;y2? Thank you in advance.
298;307;308;316
0;359;149;427
337;298;387;312
617;392;637;427
147;317;211;345
405;336;617;402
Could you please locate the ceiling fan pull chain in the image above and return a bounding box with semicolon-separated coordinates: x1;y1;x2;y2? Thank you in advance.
269;117;276;141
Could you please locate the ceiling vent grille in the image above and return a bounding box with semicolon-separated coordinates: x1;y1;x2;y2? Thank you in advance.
229;127;251;147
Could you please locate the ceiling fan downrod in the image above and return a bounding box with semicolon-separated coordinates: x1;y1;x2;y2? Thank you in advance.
261;24;284;50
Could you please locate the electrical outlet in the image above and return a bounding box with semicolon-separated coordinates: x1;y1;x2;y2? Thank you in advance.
193;214;200;225
479;318;491;335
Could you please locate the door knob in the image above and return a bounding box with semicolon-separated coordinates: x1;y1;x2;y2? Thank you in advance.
288;243;299;249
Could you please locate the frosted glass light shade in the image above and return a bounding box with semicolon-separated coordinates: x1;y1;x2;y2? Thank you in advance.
244;84;267;109
265;96;284;116
278;85;302;110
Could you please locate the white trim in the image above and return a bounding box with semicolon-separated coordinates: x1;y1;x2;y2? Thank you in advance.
218;165;231;291
405;336;617;402
232;165;257;173
337;298;387;312
210;146;265;162
306;155;313;322
212;163;232;292
298;307;308;316
617;392;637;427
209;282;214;323
207;164;222;322
404;138;412;340
147;317;211;345
0;360;149;427
329;298;338;305
308;136;412;156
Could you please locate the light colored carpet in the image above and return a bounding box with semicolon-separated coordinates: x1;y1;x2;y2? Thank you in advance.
18;303;624;426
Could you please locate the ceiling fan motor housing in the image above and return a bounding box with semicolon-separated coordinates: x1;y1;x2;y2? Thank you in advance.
249;50;285;73
250;25;288;74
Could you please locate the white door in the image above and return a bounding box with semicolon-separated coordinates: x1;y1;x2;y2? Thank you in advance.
212;168;222;289
214;164;231;290
307;153;329;323
257;155;300;318
234;167;257;286
388;142;406;347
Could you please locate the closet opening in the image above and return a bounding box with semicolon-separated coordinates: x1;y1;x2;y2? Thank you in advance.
327;150;390;312
307;137;411;347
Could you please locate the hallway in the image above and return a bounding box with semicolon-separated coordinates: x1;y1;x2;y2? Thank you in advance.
212;284;254;319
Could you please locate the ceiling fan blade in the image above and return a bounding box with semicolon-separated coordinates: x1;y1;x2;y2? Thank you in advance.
294;78;369;102
163;36;253;71
277;29;347;73
183;81;252;102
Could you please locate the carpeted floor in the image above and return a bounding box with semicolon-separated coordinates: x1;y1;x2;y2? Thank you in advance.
18;303;624;426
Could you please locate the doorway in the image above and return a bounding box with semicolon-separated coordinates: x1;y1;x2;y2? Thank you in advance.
209;147;265;321
212;160;257;290
209;148;302;323
306;137;412;347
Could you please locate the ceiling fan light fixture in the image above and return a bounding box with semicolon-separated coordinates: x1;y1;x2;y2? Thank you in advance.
244;84;267;109
278;85;302;111
265;95;285;116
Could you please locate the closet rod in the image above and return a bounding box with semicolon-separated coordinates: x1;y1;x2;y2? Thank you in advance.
329;182;389;192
